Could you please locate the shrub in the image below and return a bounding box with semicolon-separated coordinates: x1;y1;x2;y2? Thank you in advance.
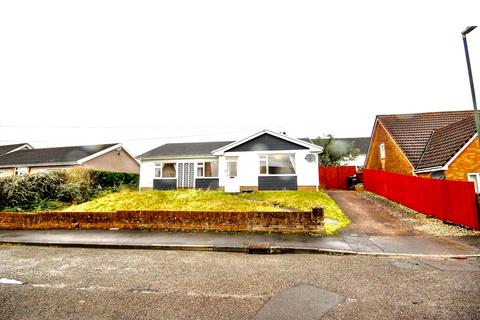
0;169;139;211
94;171;139;189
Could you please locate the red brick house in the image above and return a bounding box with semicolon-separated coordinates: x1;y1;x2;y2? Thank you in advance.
365;110;480;192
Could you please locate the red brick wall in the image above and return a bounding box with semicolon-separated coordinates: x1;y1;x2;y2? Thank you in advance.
366;121;414;175
445;137;480;181
0;210;324;234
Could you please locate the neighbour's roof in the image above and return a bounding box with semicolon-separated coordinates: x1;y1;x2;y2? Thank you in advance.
375;110;477;170
0;144;118;167
314;137;371;154
138;141;234;159
0;143;31;155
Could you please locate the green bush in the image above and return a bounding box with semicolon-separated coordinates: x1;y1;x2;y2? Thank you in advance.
94;171;139;189
0;169;139;212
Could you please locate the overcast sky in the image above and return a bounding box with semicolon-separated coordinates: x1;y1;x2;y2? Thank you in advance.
0;1;479;155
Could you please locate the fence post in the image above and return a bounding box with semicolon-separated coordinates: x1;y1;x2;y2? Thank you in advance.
312;206;324;223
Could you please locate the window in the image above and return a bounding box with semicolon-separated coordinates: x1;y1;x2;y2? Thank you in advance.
227;161;237;177
259;154;296;175
196;161;219;177
468;173;480;193
0;170;4;177
15;167;28;175
155;163;177;178
259;155;267;174
197;163;204;177
379;143;385;159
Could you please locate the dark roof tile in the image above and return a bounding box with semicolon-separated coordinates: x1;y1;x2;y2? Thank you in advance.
0;143;31;155
0;144;117;167
376;110;476;169
138;141;234;159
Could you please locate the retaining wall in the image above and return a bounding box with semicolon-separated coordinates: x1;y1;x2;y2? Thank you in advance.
0;208;324;234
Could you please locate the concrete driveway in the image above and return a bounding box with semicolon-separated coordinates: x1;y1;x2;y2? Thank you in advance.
328;190;421;236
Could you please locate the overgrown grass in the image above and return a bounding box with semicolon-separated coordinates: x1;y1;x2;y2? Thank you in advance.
66;189;284;212
238;191;350;234
65;189;350;235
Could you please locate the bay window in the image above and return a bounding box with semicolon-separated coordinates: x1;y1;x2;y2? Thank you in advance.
259;154;296;175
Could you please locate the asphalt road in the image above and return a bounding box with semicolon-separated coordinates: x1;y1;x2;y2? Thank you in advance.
1;246;479;320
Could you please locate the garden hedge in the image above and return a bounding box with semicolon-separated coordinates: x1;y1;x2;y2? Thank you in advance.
0;169;139;212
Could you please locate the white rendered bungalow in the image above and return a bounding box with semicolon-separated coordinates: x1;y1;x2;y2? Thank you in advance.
137;130;322;192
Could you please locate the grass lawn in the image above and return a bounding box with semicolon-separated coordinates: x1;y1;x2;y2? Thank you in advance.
65;189;350;234
237;191;350;234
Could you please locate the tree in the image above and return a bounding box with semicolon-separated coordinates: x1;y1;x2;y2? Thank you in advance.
313;134;360;167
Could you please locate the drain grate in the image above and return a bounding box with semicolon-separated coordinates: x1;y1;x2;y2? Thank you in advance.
247;242;270;254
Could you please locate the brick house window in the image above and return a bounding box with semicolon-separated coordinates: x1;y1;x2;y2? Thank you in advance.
379;143;385;159
467;173;480;193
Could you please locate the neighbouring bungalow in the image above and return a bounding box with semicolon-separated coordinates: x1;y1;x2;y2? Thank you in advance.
0;143;139;177
0;143;33;156
137;129;322;192
365;110;480;192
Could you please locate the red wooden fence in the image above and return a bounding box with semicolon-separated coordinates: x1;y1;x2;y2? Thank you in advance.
319;166;357;190
364;169;480;230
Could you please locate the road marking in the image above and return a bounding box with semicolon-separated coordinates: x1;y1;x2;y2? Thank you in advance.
0;278;23;285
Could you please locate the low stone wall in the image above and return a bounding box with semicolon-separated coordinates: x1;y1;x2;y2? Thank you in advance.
0;208;324;234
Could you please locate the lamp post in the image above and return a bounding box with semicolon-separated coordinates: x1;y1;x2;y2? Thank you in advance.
461;26;480;142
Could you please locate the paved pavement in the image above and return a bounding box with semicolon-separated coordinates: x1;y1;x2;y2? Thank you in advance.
0;229;479;257
1;246;479;319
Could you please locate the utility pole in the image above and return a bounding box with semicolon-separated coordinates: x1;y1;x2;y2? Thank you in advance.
461;26;480;142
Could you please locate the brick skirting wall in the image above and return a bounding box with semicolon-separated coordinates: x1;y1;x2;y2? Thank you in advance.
0;209;324;234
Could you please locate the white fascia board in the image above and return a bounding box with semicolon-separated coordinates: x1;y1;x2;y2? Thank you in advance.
140;155;218;162
442;132;478;169
212;129;322;155
413;133;478;174
77;144;122;164
5;144;33;154
363;118;379;168
414;166;445;174
120;145;141;164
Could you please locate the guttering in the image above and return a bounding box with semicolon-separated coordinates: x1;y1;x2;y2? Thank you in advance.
139;155;218;161
0;161;78;169
414;166;445;174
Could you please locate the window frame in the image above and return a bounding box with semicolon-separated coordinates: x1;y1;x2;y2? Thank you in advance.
154;162;177;179
468;173;480;193
196;161;219;178
258;153;296;176
226;160;238;178
379;143;386;159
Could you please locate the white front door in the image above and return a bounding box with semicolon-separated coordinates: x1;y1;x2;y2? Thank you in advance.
177;162;195;188
225;160;240;193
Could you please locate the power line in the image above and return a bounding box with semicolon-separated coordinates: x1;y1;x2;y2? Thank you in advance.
0;128;261;144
